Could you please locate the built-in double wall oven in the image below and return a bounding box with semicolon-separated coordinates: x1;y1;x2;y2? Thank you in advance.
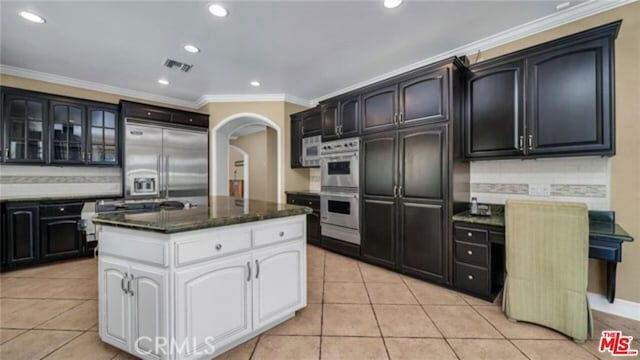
320;138;360;245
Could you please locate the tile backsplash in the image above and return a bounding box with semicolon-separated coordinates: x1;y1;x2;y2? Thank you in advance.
0;165;122;200
309;168;321;192
470;157;610;210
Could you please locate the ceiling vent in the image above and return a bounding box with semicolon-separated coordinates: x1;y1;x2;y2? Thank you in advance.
163;58;193;72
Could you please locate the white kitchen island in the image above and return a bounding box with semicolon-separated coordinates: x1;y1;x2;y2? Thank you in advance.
93;197;310;359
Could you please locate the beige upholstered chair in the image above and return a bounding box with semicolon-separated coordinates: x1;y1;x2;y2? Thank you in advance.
502;199;592;342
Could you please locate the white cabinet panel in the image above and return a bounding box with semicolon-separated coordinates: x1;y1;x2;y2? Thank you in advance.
253;241;305;329
176;253;252;356
131;265;167;359
100;257;130;349
252;219;304;247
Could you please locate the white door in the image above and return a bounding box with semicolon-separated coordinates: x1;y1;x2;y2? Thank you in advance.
130;265;167;360
253;241;305;330
175;253;252;358
99;257;130;350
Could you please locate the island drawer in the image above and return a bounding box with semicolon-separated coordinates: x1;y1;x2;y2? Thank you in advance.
454;261;489;296
252;218;305;247
175;229;251;266
99;229;168;267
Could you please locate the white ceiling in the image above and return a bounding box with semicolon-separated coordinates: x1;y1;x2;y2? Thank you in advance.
0;0;611;107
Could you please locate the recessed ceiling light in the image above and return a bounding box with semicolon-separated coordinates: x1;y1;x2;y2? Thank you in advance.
556;2;571;10
383;0;403;9
158;79;170;85
250;81;261;87
183;44;200;53
208;4;228;17
18;11;46;24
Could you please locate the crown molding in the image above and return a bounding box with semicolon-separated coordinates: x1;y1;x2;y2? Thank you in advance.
194;93;312;109
0;64;198;109
310;0;637;104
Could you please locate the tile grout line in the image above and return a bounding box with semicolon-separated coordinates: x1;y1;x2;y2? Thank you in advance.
38;329;86;359
469;304;533;360
318;247;326;360
360;268;392;360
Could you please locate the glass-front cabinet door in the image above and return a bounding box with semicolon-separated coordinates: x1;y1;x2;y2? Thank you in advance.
51;101;85;164
88;107;118;165
3;95;47;163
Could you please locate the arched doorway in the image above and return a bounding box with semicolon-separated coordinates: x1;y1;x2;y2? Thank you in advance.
212;113;283;202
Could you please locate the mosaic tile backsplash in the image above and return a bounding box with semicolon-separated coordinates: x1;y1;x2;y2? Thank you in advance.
0;165;122;200
470;157;610;210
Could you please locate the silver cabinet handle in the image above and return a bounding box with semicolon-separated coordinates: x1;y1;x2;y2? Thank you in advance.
4;148;9;159
255;260;260;279
467;250;473;255
147;112;152;116
518;135;524;151
399;186;403;198
393;113;398;125
301;126;305;135
399;111;404;124
59;207;65;212
467;232;473;237
121;272;128;294
528;134;533;150
246;262;251;282
279;231;285;237
128;273;134;296
165;155;170;197
393;185;398;197
157;155;162;195
468;275;474;280
215;244;222;251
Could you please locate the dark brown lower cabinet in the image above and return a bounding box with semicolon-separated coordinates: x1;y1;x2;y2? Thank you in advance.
286;193;321;246
361;124;451;284
5;203;39;267
40;218;82;260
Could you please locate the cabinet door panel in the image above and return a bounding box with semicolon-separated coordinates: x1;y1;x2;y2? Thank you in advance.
321;103;338;140
399;125;446;200
175;253;252;354
6;205;39;266
51;102;86;164
100;258;129;349
88;107;119;165
399;68;448;126
362;85;397;134
3;95;47;163
339;97;359;137
131;266;166;359
361;198;396;268
253;241;305;329
290;117;303;168
527;38;612;154
301;111;322;136
362;133;396;197
400;201;446;282
466;61;523;158
40;218;81;260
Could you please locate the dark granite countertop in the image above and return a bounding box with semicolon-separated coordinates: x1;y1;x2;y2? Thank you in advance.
285;190;320;197
453;205;633;242
92;196;312;234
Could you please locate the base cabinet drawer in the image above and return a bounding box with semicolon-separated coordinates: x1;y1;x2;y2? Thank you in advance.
252;220;304;247
454;241;488;267
454;262;489;296
454;226;488;244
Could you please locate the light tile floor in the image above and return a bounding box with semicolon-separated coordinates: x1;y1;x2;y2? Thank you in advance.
1;246;638;359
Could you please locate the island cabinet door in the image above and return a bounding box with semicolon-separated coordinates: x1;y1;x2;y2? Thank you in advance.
175;253;252;358
99;257;131;351
252;241;305;330
130;265;167;360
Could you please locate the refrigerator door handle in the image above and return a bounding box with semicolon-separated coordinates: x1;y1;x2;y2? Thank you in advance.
165;155;170;198
157;155;162;196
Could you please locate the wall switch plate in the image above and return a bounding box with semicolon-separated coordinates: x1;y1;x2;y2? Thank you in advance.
529;183;551;197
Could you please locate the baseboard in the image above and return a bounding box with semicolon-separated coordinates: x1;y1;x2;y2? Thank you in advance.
588;292;640;321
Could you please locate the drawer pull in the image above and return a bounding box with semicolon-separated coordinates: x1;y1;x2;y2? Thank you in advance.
279;231;284;237
467;250;473;255
308;201;312;205
147;112;151;116
215;244;222;251
60;207;65;212
467;232;473;237
468;275;474;280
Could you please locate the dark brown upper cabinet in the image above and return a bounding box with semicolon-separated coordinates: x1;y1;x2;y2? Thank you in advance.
50;101;86;164
290;106;321;168
361;85;397;134
527;37;613;156
1;87;120;166
2;93;47;163
465;60;524;158
464;20;619;160
321;97;359;140
362;68;451;135
398;68;449;127
301;109;322;137
87;106;119;165
120;101;209;129
290;115;303;168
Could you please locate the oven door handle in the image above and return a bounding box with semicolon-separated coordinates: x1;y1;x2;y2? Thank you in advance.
321;153;358;161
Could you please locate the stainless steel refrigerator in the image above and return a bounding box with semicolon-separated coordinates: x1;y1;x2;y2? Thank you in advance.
124;119;209;205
